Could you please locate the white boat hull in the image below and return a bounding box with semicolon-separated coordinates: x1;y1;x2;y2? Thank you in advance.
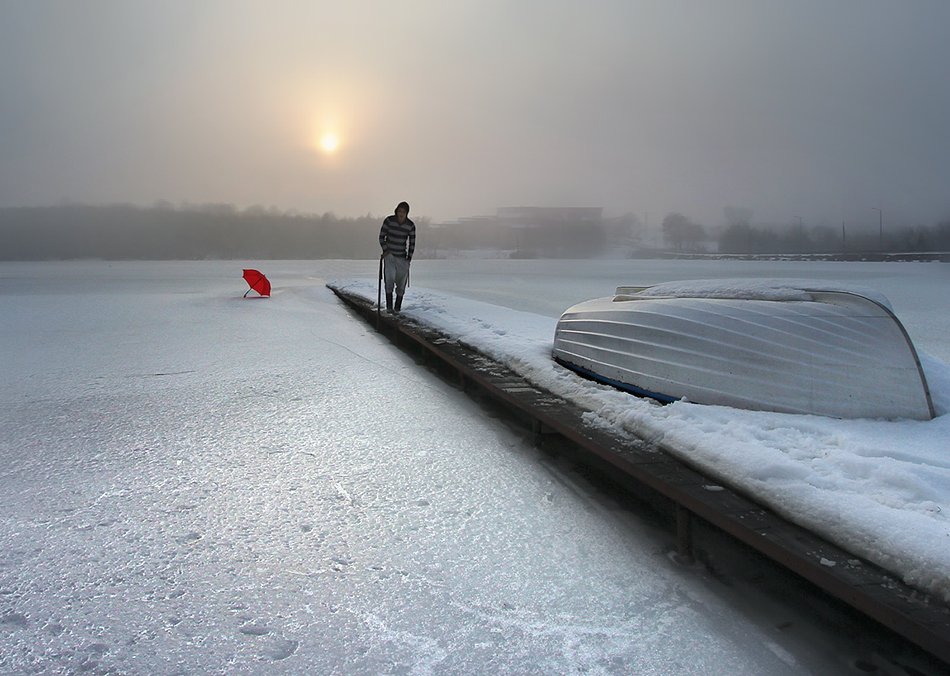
553;286;935;420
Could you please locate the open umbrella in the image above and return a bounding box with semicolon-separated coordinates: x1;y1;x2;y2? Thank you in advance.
242;269;271;297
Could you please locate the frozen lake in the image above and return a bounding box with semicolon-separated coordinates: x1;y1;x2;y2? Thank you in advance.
1;259;947;674
404;258;950;363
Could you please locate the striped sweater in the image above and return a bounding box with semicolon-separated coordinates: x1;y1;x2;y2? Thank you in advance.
379;215;416;259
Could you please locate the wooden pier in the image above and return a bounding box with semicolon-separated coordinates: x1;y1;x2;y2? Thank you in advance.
330;286;950;667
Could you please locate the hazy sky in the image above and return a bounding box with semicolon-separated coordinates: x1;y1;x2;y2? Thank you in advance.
2;1;949;228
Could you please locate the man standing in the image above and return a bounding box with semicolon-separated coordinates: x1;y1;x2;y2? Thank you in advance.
378;201;415;313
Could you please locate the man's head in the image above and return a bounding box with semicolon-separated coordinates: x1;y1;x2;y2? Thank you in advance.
395;201;410;223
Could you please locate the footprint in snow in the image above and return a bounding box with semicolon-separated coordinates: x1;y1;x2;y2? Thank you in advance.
175;531;202;545
239;623;299;661
331;556;353;572
240;623;270;636
263;638;299;660
1;612;28;629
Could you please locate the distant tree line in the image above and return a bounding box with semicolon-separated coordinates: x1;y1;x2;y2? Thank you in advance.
719;221;950;254
0;204;639;260
661;206;950;254
0;204;419;260
716;220;950;254
2;203;947;260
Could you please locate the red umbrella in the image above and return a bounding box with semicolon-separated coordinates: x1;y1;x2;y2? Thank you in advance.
242;269;271;297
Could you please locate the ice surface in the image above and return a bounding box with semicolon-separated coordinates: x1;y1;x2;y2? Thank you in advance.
2;259;948;674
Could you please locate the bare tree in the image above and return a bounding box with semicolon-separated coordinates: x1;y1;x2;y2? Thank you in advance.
662;212;706;252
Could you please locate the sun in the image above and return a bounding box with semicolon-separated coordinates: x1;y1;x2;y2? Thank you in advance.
319;133;340;154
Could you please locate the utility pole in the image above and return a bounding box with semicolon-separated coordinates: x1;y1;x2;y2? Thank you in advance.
842;221;846;252
872;207;883;251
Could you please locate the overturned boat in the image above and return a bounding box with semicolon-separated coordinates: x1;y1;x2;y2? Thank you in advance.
552;280;935;420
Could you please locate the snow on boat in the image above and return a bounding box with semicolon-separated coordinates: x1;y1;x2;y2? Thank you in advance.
552;280;935;420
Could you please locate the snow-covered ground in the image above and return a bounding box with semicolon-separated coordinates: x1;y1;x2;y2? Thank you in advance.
333;263;950;604
2;259;947;674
